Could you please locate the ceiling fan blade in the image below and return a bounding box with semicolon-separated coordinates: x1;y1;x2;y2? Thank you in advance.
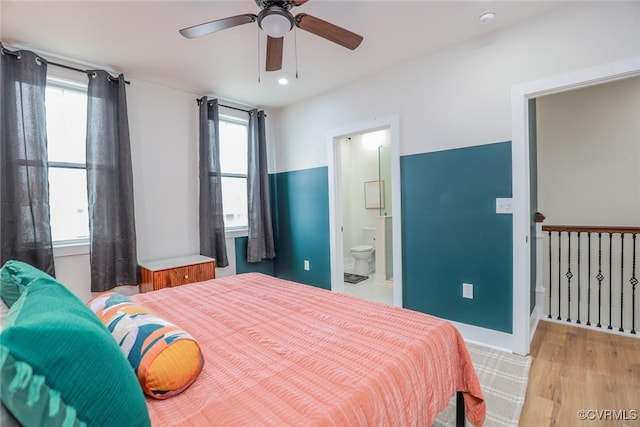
266;36;284;72
179;14;257;39
295;14;363;50
287;0;309;6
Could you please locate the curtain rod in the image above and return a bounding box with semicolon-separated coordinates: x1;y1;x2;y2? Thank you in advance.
196;98;255;114
1;46;130;85
220;104;254;114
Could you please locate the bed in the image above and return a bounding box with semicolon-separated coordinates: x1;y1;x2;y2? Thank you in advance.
129;272;486;426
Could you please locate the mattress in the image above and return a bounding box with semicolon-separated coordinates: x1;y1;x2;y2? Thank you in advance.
131;273;485;426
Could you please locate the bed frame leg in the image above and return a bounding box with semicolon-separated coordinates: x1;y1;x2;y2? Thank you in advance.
456;391;465;427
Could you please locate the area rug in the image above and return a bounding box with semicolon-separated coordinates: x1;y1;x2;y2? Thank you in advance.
344;273;368;284
432;342;532;427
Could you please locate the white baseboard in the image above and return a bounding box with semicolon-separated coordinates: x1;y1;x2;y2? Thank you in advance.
530;313;540;344
450;320;516;354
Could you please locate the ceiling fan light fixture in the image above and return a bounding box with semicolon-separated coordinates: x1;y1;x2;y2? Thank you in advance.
258;7;294;38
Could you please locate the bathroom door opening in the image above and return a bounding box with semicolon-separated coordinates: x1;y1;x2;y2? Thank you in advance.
327;116;402;307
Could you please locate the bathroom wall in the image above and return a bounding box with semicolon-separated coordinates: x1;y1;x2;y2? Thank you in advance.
340;131;390;269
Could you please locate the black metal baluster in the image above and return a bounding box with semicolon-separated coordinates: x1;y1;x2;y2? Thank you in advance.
597;233;603;328
608;233;613;330
619;234;625;332
587;233;591;326
577;232;581;324
558;231;562;321
548;231;552;319
631;233;637;335
566;231;573;322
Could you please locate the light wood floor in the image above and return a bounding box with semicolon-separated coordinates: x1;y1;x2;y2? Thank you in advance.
519;320;640;427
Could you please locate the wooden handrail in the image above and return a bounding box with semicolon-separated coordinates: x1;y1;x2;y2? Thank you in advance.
542;225;640;234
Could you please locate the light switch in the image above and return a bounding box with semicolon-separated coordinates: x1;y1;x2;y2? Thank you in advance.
496;198;513;214
463;283;474;299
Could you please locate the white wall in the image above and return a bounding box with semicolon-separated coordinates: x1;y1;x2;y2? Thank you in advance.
537;76;640;226
271;2;640;173
128;79;200;261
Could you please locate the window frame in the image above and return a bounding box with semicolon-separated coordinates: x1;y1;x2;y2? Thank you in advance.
218;114;249;233
45;77;90;249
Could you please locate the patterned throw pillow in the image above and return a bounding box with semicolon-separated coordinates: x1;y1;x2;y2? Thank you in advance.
0;277;150;427
88;292;204;399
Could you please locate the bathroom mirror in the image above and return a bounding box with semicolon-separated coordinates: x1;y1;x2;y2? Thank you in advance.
364;180;384;209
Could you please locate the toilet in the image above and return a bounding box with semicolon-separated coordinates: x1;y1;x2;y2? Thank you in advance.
350;227;375;276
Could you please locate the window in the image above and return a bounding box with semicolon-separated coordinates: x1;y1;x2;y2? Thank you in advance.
45;79;89;244
219;117;248;230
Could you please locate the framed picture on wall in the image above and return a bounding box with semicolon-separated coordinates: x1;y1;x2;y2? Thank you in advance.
364;180;384;209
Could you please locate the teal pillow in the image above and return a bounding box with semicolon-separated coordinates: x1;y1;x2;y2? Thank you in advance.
0;348;85;426
0;260;54;308
0;276;151;427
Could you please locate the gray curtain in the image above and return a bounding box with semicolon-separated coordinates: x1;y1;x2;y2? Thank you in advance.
86;70;138;291
0;45;56;276
246;110;275;262
199;97;228;267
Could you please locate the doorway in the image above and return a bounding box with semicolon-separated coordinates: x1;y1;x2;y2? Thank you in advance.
327;115;402;307
511;56;640;355
339;130;393;304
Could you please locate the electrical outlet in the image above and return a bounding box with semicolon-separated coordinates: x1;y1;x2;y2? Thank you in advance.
463;283;474;299
304;260;310;271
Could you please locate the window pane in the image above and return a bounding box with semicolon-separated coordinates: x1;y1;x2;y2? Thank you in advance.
221;177;248;228
46;85;87;164
48;168;89;242
219;120;248;175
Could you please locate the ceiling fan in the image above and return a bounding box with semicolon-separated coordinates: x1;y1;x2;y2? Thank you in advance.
179;0;363;72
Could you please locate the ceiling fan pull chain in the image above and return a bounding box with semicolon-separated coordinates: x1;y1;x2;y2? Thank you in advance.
294;25;299;79
257;26;261;83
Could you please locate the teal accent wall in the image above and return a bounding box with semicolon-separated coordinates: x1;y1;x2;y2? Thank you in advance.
401;142;513;333
270;167;331;289
234;237;275;276
529;99;538;314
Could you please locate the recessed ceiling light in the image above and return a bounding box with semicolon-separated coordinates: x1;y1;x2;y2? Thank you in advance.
478;11;496;24
278;77;289;85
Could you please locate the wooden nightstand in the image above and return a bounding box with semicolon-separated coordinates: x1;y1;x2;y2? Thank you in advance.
139;255;216;293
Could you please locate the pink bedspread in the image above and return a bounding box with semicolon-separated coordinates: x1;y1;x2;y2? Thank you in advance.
131;273;485;426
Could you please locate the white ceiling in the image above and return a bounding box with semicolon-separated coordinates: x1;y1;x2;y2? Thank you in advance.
1;1;571;109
